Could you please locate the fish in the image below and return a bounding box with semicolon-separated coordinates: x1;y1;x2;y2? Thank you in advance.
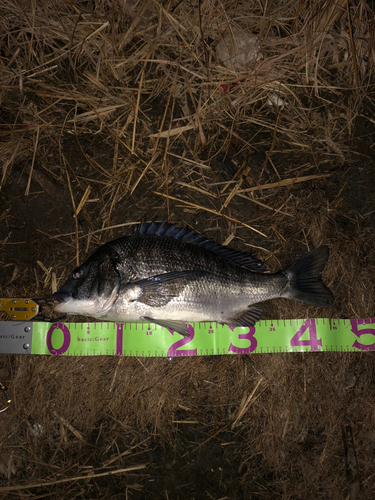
53;220;334;336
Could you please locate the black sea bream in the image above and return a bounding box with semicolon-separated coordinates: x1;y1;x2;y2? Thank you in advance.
54;220;334;336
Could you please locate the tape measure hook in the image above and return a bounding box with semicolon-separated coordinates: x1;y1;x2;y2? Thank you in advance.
33;297;68;322
0;297;67;322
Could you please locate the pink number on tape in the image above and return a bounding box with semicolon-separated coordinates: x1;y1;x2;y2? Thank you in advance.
290;319;322;351
351;319;375;351
46;322;71;355
167;325;197;357
116;323;123;355
228;326;257;354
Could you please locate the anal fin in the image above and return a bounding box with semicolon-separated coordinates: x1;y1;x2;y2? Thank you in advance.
225;306;263;328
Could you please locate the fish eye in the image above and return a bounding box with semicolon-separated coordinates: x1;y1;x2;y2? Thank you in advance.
72;269;84;279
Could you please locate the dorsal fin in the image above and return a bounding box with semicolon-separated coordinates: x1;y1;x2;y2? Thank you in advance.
133;219;267;272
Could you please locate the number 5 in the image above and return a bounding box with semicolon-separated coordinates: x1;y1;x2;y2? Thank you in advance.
351;319;375;351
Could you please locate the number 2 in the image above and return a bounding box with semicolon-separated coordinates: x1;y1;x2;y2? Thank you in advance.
167;325;197;357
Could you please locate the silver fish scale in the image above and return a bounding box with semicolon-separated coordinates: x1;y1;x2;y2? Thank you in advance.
102;235;285;321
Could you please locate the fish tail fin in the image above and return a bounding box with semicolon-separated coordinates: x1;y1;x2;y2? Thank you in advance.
280;246;334;307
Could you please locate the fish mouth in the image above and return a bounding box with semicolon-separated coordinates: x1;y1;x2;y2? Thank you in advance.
52;279;120;316
52;291;72;312
53;291;71;302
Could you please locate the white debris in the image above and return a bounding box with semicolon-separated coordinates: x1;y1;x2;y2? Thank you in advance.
32;423;44;436
217;31;262;72
267;94;285;107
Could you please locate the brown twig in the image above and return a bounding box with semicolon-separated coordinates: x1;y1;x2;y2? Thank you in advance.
0;465;147;492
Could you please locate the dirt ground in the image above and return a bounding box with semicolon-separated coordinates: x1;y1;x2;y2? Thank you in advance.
1;1;375;499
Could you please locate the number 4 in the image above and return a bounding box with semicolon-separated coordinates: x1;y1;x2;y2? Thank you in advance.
290;319;322;351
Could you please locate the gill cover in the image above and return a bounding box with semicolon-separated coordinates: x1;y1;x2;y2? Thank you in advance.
54;249;121;316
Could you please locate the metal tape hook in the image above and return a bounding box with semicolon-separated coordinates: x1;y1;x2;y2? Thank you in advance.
0;297;67;322
0;382;11;413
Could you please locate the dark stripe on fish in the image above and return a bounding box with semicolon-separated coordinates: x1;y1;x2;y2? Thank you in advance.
134;219;267;272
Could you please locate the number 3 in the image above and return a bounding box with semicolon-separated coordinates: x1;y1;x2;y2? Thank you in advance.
228;326;257;354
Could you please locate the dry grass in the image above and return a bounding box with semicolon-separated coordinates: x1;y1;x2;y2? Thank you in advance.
0;0;375;498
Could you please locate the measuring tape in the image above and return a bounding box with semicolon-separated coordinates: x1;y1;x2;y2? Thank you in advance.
0;318;374;356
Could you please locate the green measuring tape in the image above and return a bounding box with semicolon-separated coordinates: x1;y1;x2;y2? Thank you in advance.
0;318;374;356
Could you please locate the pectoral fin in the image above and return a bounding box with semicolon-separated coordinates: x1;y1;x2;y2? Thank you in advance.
130;270;209;307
